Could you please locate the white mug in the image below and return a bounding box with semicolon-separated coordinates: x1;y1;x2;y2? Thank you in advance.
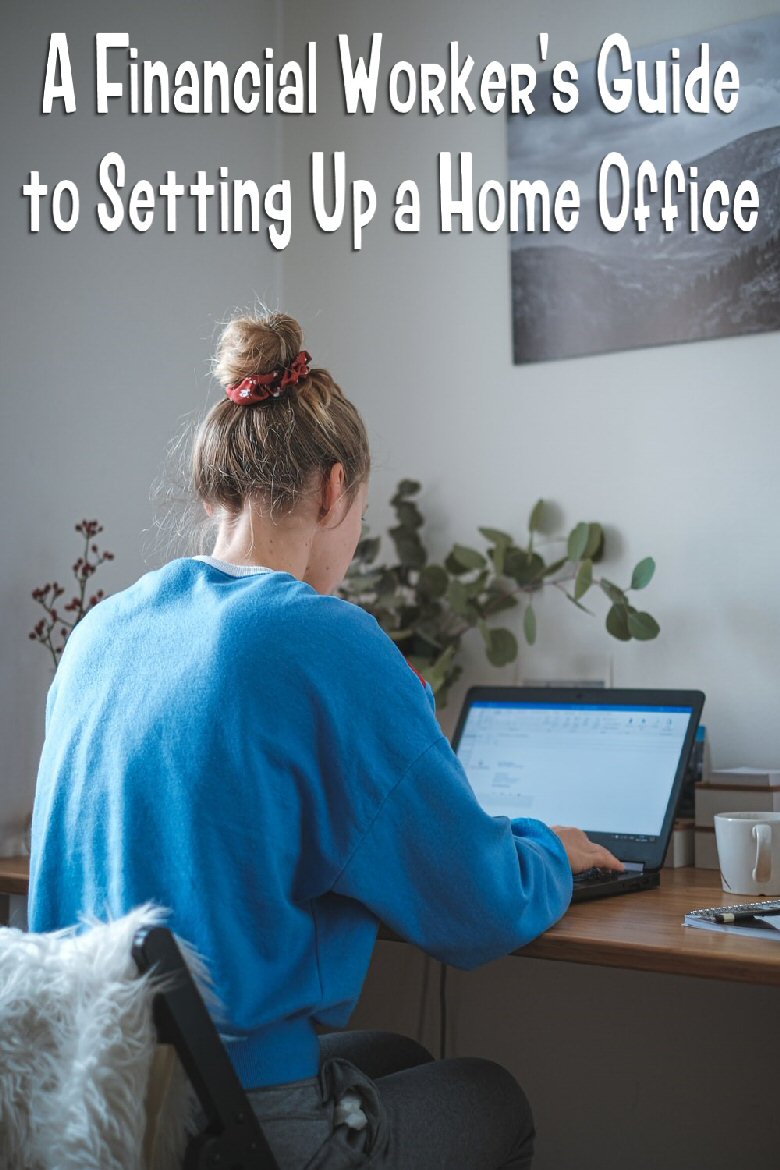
714;811;780;896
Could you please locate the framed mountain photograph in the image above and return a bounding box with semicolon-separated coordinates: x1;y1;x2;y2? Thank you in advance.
508;15;780;364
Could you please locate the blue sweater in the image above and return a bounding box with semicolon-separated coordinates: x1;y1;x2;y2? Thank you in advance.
29;557;572;1088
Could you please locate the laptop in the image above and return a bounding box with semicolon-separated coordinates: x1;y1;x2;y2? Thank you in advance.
451;687;705;902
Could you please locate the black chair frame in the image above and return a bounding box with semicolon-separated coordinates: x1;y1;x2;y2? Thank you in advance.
132;926;281;1170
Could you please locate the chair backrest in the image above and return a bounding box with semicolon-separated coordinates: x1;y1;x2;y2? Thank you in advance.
133;926;280;1170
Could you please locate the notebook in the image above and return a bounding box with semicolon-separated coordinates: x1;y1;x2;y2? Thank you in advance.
451;687;705;902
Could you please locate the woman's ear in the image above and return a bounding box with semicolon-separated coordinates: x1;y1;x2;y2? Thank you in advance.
319;463;348;521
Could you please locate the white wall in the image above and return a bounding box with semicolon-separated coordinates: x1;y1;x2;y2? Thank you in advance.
281;0;780;752
1;1;283;846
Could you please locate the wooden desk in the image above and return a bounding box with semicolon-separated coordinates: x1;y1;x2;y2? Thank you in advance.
383;868;780;987
521;867;780;986
0;856;30;897
4;858;779;987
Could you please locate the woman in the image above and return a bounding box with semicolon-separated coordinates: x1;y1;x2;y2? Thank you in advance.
29;311;620;1168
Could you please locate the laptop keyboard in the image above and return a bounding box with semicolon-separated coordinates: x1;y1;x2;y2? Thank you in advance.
573;867;625;885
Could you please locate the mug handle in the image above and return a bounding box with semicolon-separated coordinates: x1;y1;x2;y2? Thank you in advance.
752;823;772;884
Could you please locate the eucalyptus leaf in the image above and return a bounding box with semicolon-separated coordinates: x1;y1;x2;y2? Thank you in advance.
446;579;471;617
630;557;656;591
441;665;463;699
344;568;382;590
392;479;421;500
462;570;489;599
355;535;381;563
418;564;448;598
574;559;593;601
426;645;458;692
523;605;537;646
489;543;506;575
481;529;512;576
434;645;457;672
450;544;487;571
444;551;469;576
582;523;604;561
600;578;627;606
528;499;546;534
479;593;519;617
627;610;660;640
505;549;545;586
486;627;518;667
479;527;512;547
567;522;590;563
377;569;400;598
606;603;631;641
429;658;461;703
389;527;427;569
394;501;424;530
502;547;526;579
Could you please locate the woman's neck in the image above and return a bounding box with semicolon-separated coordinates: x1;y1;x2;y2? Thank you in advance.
210;505;314;579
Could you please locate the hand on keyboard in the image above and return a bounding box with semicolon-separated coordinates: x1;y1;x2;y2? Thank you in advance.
550;826;624;875
574;867;623;884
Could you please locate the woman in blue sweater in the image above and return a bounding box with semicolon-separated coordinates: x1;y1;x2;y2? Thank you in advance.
30;311;620;1169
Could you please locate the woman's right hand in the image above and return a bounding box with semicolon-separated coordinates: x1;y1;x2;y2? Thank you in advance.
550;825;624;874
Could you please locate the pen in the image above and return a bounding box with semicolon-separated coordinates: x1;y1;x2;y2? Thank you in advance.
714;907;780;923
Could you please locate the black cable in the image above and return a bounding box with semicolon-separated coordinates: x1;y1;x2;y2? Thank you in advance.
439;961;449;1059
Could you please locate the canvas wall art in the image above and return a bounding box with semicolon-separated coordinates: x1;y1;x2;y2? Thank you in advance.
508;16;780;363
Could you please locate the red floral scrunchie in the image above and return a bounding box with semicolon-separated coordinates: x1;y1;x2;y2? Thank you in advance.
225;350;312;405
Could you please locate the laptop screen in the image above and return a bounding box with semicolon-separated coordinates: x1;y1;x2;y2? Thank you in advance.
455;696;697;842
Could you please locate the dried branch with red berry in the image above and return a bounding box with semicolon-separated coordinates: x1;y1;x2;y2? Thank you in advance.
29;520;115;669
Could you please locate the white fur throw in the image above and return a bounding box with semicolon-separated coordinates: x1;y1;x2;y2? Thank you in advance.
0;906;194;1170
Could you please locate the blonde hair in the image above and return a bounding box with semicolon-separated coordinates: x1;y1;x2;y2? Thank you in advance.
193;312;370;518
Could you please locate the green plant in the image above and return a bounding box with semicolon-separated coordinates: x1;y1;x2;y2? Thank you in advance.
339;480;659;706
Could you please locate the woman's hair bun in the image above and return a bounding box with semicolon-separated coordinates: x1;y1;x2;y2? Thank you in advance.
195;306;369;519
214;312;304;386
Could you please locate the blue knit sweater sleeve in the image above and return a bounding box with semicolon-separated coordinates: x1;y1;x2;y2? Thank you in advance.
332;736;573;969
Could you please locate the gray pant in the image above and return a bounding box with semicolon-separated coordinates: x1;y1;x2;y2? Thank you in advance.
247;1031;535;1169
